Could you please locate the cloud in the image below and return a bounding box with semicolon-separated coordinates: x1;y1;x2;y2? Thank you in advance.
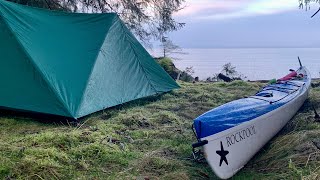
175;0;299;20
175;0;249;17
246;0;298;15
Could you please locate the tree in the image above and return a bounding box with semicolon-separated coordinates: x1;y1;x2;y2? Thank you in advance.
299;0;320;17
160;36;184;59
219;63;247;81
222;63;236;77
299;0;320;9
7;0;185;45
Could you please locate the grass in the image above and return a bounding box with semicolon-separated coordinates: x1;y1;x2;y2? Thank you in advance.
0;80;319;179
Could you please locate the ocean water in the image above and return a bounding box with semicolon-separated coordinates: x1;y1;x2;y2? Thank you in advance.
149;48;320;81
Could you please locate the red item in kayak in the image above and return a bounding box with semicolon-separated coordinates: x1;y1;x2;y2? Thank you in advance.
278;71;297;81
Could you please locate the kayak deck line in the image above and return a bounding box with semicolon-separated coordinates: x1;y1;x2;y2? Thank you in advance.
257;81;304;93
247;96;273;103
250;84;303;104
280;81;303;87
264;85;298;91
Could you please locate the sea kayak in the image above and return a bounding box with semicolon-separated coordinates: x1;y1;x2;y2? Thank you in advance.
192;65;311;179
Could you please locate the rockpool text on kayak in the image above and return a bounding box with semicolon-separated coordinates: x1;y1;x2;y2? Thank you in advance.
226;125;256;147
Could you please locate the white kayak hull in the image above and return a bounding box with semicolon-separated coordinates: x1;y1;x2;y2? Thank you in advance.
196;67;311;179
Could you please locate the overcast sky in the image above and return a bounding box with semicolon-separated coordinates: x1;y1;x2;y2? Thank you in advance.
169;0;320;48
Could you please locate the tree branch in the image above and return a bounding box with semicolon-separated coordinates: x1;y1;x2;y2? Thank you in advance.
43;0;52;10
311;7;320;18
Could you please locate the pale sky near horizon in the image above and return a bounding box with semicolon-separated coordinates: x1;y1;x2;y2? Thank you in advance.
169;0;320;48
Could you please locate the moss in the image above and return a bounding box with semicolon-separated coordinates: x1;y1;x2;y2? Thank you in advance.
157;58;194;82
158;58;174;72
157;57;179;79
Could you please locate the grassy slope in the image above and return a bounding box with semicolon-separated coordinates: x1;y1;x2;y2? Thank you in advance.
0;81;320;179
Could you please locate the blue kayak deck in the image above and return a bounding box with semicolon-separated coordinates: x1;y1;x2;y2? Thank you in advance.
194;82;303;139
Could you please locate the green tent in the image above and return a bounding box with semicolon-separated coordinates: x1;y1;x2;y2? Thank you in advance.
0;0;179;119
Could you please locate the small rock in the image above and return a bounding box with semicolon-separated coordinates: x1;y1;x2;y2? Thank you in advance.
312;139;320;150
176;129;182;134
89;126;99;131
138;118;151;127
108;136;120;143
82;131;91;136
119;143;125;150
115;130;124;135
126;136;134;143
100;138;109;145
19;147;25;153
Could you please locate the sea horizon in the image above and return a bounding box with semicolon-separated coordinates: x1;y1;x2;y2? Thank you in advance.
149;47;320;81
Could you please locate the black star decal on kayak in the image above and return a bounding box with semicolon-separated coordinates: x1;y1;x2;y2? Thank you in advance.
216;141;229;166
